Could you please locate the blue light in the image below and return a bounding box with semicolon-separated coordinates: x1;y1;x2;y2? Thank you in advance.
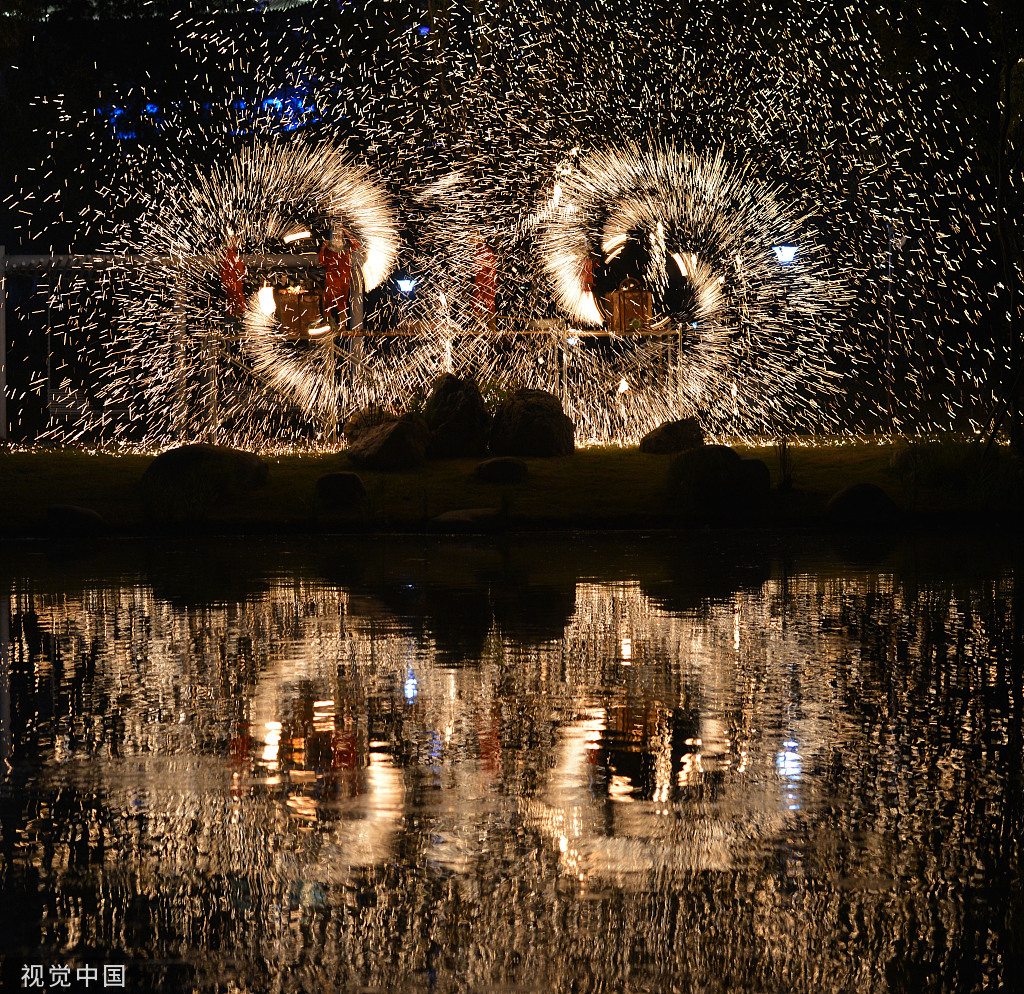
397;279;416;293
259;88;319;133
776;739;802;779
144;103;159;114
417;24;430;34
98;105;137;140
773;245;798;264
404;671;418;701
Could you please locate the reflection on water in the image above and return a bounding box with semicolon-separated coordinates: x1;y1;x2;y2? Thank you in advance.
1;536;1022;992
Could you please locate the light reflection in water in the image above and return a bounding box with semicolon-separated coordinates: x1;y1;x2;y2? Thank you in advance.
0;539;1021;992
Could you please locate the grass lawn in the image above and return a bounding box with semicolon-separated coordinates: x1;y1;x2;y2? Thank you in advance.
0;439;1016;538
1;450;153;535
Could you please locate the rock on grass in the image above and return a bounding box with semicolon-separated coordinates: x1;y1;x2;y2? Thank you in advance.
343;406;397;444
423;374;491;459
347;414;429;471
141;444;269;521
474;457;528;484
668;445;768;515
488;389;574;457
47;503;107;538
639;417;704;454
315;472;366;509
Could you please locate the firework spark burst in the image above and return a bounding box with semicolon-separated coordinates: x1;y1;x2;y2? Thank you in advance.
4;2;1017;446
532;142;847;437
103;141;399;442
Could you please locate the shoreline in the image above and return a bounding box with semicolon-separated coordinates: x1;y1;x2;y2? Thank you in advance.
0;508;1017;542
1;442;1017;541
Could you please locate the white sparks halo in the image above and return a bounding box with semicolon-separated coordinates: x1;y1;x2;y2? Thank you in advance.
16;3;1015;444
238;149;399;418
535;143;849;436
111;140;399;439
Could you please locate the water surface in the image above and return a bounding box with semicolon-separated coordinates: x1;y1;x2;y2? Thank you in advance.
1;534;1021;992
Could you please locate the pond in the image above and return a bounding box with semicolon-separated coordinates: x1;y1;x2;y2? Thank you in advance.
1;533;1021;993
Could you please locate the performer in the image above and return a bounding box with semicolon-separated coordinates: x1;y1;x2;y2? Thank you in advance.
575;248;606;325
473;236;497;322
580;253;594;295
580;252;599;312
319;226;361;328
219;231;246;318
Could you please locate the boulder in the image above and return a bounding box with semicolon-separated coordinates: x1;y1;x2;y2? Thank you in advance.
669;444;741;489
668;445;766;514
46;503;107;538
141;444;268;520
342;406;397;444
474;457;529;484
826;482;902;527
142;443;269;492
488;389;575;457
639;417;705;454
315;472;366;509
347;414;429;471
423;373;491;458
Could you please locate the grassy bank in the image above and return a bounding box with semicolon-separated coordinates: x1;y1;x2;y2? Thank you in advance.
0;440;1018;538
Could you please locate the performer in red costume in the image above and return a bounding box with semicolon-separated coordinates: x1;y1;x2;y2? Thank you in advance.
219;231;246;318
580;254;594;295
473;236;497;321
319;227;361;327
